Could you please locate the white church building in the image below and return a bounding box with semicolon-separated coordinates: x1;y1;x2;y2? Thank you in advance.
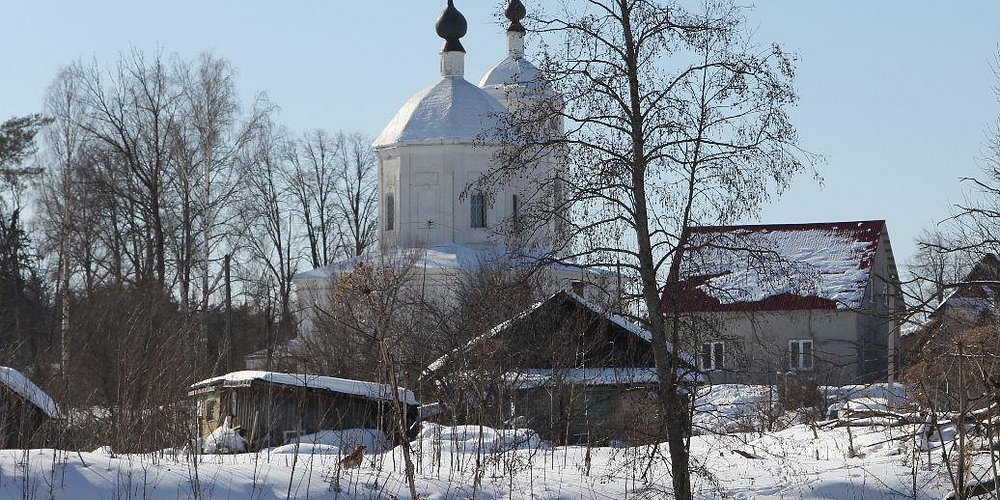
249;1;597;368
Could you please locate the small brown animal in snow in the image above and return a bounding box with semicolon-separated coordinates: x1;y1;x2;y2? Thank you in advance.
339;444;366;469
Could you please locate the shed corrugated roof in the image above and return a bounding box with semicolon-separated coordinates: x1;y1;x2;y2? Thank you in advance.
189;371;418;405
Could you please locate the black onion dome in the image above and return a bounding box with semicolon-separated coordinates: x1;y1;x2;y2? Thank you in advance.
436;0;468;53
505;0;526;33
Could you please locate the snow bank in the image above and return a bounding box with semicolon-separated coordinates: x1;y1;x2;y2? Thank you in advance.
416;423;547;454
190;370;418;405
822;384;906;406
0;423;962;499
0;367;61;418
270;428;391;455
695;383;910;432
693;384;780;433
202;417;247;454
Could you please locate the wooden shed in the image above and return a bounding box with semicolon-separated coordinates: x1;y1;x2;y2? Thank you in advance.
423;291;701;445
189;371;418;451
0;367;62;448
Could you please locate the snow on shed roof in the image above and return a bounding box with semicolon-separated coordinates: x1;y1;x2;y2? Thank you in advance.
0;367;61;418
663;221;888;312
425;291;701;382
190;371;418;406
500;368;665;389
373;77;509;148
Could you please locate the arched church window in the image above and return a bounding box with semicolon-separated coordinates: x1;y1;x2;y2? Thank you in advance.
471;194;486;228
386;194;395;231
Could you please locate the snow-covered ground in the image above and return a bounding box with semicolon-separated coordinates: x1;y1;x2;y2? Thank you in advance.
0;385;967;499
0;423;959;499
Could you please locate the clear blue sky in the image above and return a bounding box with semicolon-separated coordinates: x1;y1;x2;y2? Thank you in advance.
1;1;998;268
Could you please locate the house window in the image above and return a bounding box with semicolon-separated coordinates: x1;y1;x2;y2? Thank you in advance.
385;194;395;231
471;193;486;228
789;339;814;370
700;342;724;371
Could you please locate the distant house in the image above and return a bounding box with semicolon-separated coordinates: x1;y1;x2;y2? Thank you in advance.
0;367;62;448
423;291;701;445
901;253;1000;370
189;371;418;451
662;221;904;386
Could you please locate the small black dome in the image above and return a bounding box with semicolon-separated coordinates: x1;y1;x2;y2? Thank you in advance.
506;0;527;33
436;0;468;53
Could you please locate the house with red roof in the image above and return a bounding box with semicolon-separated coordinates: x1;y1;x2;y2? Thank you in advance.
661;220;904;386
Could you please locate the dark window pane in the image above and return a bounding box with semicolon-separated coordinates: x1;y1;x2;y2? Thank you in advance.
471;194;486;228
701;343;712;370
802;341;813;369
713;342;724;370
386;195;395;231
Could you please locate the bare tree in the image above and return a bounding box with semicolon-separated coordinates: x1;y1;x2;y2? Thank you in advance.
480;1;809;497
307;252;428;499
39;49;274;375
285;130;340;269
286;130;378;268
170;53;269;367
906;228;973;319
40;70;89;377
334;132;379;258
238;121;298;326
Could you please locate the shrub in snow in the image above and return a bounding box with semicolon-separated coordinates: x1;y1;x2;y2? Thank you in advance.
693;384;782;433
270;428;390;455
202;416;247;454
779;375;825;412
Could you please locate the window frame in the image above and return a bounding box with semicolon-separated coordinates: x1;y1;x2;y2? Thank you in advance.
471;193;486;228
788;339;814;371
385;193;395;231
700;341;724;372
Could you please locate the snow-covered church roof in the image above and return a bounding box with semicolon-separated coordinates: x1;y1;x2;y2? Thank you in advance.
372;0;509;149
294;244;585;281
479;0;553;98
372;77;508;148
480;57;547;93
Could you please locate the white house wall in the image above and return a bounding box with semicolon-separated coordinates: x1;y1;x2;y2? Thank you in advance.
693;308;861;386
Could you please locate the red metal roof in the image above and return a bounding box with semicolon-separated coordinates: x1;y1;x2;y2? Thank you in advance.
661;220;887;313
